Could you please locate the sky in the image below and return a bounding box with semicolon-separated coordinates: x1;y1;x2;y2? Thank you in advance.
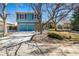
0;3;72;25
6;3;35;24
0;3;48;24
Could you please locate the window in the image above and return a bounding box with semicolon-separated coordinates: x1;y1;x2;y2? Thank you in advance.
27;14;33;21
17;14;19;19
25;14;27;19
34;14;37;19
20;14;25;19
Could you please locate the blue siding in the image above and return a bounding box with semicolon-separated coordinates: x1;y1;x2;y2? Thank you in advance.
19;25;28;31
28;25;34;31
18;24;35;31
26;14;33;21
17;13;34;22
16;12;37;31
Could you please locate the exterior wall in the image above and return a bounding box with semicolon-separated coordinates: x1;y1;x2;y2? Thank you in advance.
17;22;36;31
16;12;37;22
0;18;16;32
0;22;3;32
16;12;38;31
63;23;70;29
0;18;3;32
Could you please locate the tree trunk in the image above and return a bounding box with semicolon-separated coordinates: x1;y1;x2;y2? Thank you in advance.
39;22;42;34
37;3;42;34
3;20;7;37
38;19;42;34
54;24;57;31
2;3;8;37
55;26;57;31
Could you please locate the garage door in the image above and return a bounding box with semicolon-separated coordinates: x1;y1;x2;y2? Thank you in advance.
19;24;35;31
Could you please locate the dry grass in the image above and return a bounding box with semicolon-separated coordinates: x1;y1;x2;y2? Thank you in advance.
48;29;79;41
0;32;3;37
71;33;79;40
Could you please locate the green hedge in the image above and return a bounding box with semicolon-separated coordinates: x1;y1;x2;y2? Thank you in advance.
48;32;63;40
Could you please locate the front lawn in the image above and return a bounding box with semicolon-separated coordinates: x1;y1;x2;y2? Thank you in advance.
0;32;3;37
48;29;79;41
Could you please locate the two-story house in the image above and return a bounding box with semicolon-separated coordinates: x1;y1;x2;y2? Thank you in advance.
16;12;38;31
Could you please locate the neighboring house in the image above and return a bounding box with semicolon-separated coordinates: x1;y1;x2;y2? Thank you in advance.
7;23;17;32
0;17;3;32
63;22;71;29
16;12;38;31
61;20;71;29
0;17;16;32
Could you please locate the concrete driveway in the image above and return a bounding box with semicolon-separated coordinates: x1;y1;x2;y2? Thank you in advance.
0;32;38;50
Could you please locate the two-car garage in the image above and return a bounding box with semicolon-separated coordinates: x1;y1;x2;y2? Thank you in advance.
18;22;35;31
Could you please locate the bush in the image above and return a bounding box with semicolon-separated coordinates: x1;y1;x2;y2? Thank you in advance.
71;25;79;31
48;32;63;40
57;24;62;29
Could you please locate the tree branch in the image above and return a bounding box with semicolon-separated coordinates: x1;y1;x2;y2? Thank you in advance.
31;3;38;15
56;8;73;24
14;43;22;56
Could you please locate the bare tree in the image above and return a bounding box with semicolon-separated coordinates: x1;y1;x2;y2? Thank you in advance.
0;3;8;36
31;3;42;34
43;3;74;31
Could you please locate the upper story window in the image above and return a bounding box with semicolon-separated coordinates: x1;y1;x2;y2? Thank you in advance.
17;13;19;19
17;13;25;19
20;14;25;19
16;12;37;21
25;14;27;19
34;14;37;19
27;14;33;20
